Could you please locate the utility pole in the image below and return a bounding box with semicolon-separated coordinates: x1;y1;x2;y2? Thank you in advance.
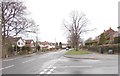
35;25;39;52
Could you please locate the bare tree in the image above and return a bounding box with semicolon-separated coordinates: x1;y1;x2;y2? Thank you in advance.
1;1;35;39
64;11;90;51
0;0;35;57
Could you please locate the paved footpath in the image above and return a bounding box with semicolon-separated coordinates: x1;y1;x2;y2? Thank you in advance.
64;53;118;60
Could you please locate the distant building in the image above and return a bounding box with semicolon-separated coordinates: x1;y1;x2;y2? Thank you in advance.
39;41;55;50
62;43;68;49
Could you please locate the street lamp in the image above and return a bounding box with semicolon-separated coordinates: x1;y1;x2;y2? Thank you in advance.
12;44;15;55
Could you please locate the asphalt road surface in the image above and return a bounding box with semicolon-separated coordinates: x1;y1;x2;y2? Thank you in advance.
1;50;118;74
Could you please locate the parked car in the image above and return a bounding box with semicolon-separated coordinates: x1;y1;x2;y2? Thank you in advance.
66;48;69;50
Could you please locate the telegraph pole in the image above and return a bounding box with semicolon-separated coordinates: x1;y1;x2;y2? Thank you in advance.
35;25;39;52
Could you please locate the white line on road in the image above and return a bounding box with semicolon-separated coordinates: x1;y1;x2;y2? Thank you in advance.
53;67;56;69
0;65;14;70
39;66;56;74
46;71;52;74
48;65;52;69
22;59;35;63
46;68;55;74
39;68;48;74
64;66;92;68
39;71;45;74
49;69;54;72
39;55;62;74
3;57;20;61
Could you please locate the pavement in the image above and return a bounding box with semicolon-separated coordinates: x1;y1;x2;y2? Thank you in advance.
2;51;47;60
64;53;118;60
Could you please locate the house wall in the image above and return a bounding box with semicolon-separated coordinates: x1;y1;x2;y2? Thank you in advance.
25;40;36;53
17;39;25;47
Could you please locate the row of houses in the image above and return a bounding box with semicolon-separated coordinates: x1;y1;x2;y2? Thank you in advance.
85;27;120;46
2;37;68;58
10;37;67;51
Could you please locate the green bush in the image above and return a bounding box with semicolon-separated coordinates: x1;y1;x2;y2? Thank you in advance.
22;46;31;52
114;36;120;44
86;44;119;54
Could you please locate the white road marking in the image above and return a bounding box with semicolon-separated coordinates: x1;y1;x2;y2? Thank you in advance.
39;69;47;74
64;66;92;68
53;67;56;69
48;65;52;69
46;71;52;74
0;65;14;70
43;69;48;72
46;68;55;74
22;59;35;63
39;71;45;74
3;57;20;61
39;67;50;74
39;66;56;74
39;56;62;74
49;69;54;72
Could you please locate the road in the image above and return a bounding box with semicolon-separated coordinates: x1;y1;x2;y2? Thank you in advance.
1;50;118;75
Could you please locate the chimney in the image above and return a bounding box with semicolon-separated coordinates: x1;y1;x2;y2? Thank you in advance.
109;27;111;30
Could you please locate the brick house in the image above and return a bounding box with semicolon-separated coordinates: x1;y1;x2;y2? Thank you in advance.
25;40;36;53
39;41;55;51
98;27;117;44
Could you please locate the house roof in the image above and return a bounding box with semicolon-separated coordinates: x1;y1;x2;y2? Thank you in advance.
12;37;22;42
25;40;34;44
104;28;117;38
97;27;117;39
39;41;49;45
3;37;23;45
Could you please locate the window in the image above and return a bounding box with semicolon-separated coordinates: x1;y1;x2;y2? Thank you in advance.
21;43;23;45
18;42;20;45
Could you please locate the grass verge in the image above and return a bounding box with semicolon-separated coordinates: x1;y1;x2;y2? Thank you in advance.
65;49;92;55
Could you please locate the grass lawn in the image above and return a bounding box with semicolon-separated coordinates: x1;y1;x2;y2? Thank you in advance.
65;49;92;55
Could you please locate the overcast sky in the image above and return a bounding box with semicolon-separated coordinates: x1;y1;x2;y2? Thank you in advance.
24;0;119;43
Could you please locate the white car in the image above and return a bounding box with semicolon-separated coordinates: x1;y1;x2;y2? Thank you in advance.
66;48;69;50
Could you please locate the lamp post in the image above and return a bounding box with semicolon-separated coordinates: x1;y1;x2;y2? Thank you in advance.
35;25;39;52
12;44;15;55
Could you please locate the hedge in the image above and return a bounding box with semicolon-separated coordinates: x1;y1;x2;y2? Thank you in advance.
85;44;119;54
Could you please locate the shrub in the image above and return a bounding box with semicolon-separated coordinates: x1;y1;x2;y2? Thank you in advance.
86;44;119;54
114;36;120;44
22;46;31;51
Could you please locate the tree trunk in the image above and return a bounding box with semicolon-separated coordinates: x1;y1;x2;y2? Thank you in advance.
75;45;79;51
2;40;9;58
